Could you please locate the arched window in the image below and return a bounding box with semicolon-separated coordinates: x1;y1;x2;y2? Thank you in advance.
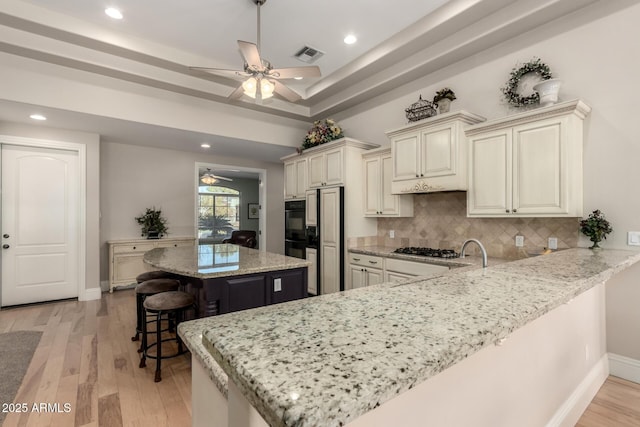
198;185;240;241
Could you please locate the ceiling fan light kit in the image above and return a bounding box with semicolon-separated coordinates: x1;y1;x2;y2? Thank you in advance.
190;0;321;103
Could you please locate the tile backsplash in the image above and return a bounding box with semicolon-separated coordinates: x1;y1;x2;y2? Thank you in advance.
354;192;580;259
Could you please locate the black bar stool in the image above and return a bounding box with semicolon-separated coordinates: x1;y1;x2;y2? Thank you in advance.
139;291;197;382
131;278;180;344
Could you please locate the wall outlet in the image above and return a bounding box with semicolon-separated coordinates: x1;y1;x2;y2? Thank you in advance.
628;231;640;246
389;230;395;238
274;278;282;292
548;237;558;250
515;235;524;247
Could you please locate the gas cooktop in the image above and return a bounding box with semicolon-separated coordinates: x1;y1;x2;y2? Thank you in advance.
393;247;460;259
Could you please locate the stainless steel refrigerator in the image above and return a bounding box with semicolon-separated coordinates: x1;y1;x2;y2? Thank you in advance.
305;187;344;295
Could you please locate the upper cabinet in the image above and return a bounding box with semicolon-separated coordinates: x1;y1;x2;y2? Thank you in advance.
386;111;485;194
466;100;591;217
362;148;413;217
308;146;344;188
283;157;307;200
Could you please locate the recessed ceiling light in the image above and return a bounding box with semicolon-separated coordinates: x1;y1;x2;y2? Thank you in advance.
343;34;357;45
201;143;211;148
105;7;123;20
294;77;303;80
29;114;47;121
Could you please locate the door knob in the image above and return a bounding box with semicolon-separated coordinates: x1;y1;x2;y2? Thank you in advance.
2;244;9;249
3;234;8;238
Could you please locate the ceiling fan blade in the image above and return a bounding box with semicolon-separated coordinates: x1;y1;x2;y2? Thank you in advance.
238;40;262;70
212;175;233;182
269;66;321;79
228;85;245;100
190;67;249;79
273;81;301;102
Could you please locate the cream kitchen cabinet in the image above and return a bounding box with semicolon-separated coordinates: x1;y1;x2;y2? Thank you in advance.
362;148;413;217
108;237;195;292
284;157;307;200
307;146;344;188
348;253;383;289
306;247;318;295
384;258;448;282
466;100;590;217
386;111;485;194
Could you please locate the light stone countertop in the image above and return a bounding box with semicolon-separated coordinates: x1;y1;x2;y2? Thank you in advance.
144;243;310;279
180;248;640;427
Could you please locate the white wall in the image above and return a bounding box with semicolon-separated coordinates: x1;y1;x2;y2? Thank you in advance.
0;121;101;294
335;2;640;362
100;142;284;283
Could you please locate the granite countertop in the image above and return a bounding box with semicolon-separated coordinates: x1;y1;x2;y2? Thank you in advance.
143;243;310;279
180;248;640;427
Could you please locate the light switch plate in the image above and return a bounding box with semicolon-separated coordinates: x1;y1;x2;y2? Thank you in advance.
515;235;524;247
628;231;640;246
274;278;282;292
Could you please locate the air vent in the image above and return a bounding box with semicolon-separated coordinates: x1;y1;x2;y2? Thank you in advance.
294;45;325;63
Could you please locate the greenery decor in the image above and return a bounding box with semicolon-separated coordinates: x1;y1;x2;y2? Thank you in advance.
579;209;613;249
501;57;553;107
135;207;169;239
433;87;457;103
301;119;344;150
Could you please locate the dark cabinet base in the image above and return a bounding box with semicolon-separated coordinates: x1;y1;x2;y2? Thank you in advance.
184;267;308;318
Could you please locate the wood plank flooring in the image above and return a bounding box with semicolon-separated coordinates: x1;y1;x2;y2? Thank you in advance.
0;290;639;426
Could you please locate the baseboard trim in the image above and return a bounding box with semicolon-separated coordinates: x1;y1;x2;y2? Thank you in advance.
609;353;640;384
80;287;102;301
546;354;609;427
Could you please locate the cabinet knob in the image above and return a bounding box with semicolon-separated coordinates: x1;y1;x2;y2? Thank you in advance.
353;258;361;261
505;209;510;213
513;209;517;213
133;246;136;249
420;174;424;177
415;174;419;178
369;260;378;264
2;234;8;238
2;244;9;249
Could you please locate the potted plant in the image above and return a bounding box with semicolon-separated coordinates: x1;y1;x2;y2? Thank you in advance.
579;209;612;249
135;207;169;239
433;88;457;113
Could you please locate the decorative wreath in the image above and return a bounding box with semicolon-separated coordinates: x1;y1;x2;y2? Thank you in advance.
501;57;553;107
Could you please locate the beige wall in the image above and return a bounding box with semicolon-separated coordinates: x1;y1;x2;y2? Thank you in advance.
336;3;640;361
100;142;284;286
0;121;101;295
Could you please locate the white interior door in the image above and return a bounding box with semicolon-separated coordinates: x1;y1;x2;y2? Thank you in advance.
2;144;79;306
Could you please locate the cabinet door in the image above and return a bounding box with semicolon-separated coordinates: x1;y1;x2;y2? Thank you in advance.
305;190;317;226
363;156;381;216
308;153;324;188
468;129;512;215
366;268;384;286
324;148;344;186
512;118;567;215
420;123;456;178
384;270;415;282
306;248;317;295
294;158;308;198
392;133;420;181
284;161;297;199
380;154;399;215
320;187;341;294
349;265;366;289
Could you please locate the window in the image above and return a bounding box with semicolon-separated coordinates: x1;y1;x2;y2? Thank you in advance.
198;186;240;241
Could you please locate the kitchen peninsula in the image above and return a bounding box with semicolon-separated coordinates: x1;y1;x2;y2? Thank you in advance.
179;248;640;427
144;243;310;317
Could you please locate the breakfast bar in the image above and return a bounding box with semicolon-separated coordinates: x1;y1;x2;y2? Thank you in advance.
178;248;640;427
143;243;310;317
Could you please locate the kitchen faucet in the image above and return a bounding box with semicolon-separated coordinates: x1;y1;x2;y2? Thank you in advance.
460;239;488;268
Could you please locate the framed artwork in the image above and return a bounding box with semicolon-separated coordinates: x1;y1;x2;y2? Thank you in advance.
248;203;259;219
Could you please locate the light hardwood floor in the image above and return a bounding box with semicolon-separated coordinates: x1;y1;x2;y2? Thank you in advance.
1;290;639;426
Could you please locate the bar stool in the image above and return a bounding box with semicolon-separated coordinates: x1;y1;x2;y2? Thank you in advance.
139;291;197;382
136;270;175;284
131;278;181;343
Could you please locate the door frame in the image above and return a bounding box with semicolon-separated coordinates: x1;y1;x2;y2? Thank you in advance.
0;135;87;306
194;162;267;251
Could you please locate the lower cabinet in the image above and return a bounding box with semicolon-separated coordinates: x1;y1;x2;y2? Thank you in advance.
384;258;449;281
108;237;195;292
306;247;318;295
348;251;450;286
348;253;383;289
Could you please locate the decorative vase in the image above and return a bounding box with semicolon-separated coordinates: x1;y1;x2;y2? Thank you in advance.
437;98;452;114
533;78;562;107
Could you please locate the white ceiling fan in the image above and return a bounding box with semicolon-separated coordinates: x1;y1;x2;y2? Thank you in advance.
190;0;321;102
201;168;233;185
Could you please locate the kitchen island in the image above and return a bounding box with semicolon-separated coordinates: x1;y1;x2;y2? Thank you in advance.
178;248;640;427
144;243;310;317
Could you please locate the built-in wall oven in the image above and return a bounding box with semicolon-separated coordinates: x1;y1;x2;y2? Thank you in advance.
284;200;306;259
